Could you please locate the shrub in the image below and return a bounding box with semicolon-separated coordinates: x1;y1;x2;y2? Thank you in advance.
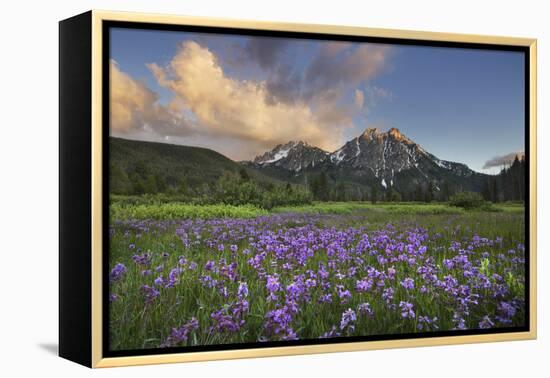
212;171;312;209
449;192;488;210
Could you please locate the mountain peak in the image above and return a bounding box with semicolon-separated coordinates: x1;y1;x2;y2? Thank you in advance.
363;127;381;134
248;126;483;194
388;127;401;135
362;127;382;139
388;127;405;141
280;140;311;149
252;140;329;170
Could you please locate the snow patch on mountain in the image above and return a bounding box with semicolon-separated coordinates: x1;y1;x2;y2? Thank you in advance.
248;127;481;190
263;146;292;163
331;149;346;164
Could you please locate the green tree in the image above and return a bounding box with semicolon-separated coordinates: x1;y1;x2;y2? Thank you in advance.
109;164;132;194
414;183;424;202
482;178;492;202
177;176;188;195
385;187;401;202
491;178;499;203
155;173;167;193
311;172;330;201
239;167;250;182
129;173;145;195
144;174;158;193
384;186;391;202
441;180;451;201
425;181;437;203
335;182;346;201
371;185;379;204
285;182;293;194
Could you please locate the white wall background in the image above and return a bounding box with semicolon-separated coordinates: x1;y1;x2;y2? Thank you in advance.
0;0;547;376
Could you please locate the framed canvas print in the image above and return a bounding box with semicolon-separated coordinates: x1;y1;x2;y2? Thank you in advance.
59;10;537;368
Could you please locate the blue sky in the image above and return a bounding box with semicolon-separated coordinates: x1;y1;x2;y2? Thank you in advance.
109;27;525;173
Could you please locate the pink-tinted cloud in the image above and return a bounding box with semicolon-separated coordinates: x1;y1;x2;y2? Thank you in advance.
110;39;392;160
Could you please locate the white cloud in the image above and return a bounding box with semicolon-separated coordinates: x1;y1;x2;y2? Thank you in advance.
109;60;193;137
110;40;392;160
146;41;352;156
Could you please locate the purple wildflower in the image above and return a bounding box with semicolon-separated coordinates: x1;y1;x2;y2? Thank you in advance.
263;306;296;341
320;326;341;338
109;263;127;283
452;313;467;330
479;315;495;329
161;318;199;347
496;301;516;324
340;308;357;333
382;287;394;304
355;278;373;292
336;284;352;304
357;302;373;317
266;275;281;301
238;282;249;299
154;276;165;287
400;277;415;290
140;284;160;303
318;293;332;304
204;260;215;271
132;253;151;266
141;269;152;276
417;316;439;331
399;301;415;319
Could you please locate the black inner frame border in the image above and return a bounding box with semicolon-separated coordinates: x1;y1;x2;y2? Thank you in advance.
101;20;531;358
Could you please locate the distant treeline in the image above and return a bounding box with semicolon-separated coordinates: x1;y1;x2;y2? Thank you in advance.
111;154;525;207
308;172;445;203
308;156;526;204
481;156;526;202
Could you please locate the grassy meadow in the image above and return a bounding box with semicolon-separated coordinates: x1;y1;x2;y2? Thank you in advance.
108;199;526;351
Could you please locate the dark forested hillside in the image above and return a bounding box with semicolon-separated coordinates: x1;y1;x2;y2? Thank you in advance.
109;137;276;195
108;137;311;209
482;156;527;202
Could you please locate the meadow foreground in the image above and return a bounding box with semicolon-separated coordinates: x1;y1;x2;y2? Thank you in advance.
108;205;525;351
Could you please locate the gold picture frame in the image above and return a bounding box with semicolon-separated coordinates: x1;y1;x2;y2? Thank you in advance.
59;9;537;368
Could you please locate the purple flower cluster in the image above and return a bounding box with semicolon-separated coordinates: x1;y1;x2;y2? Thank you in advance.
109;212;526;347
263;305;297;341
140;284;160;304
161;317;199;347
400;278;415;290
340;308;357;333
109;263;127;283
357;302;373;317
399;301;415;319
209;300;249;334
266;274;281;302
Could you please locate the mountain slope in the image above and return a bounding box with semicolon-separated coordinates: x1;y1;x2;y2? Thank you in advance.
109;137;280;195
246;127;488;198
253;141;330;171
